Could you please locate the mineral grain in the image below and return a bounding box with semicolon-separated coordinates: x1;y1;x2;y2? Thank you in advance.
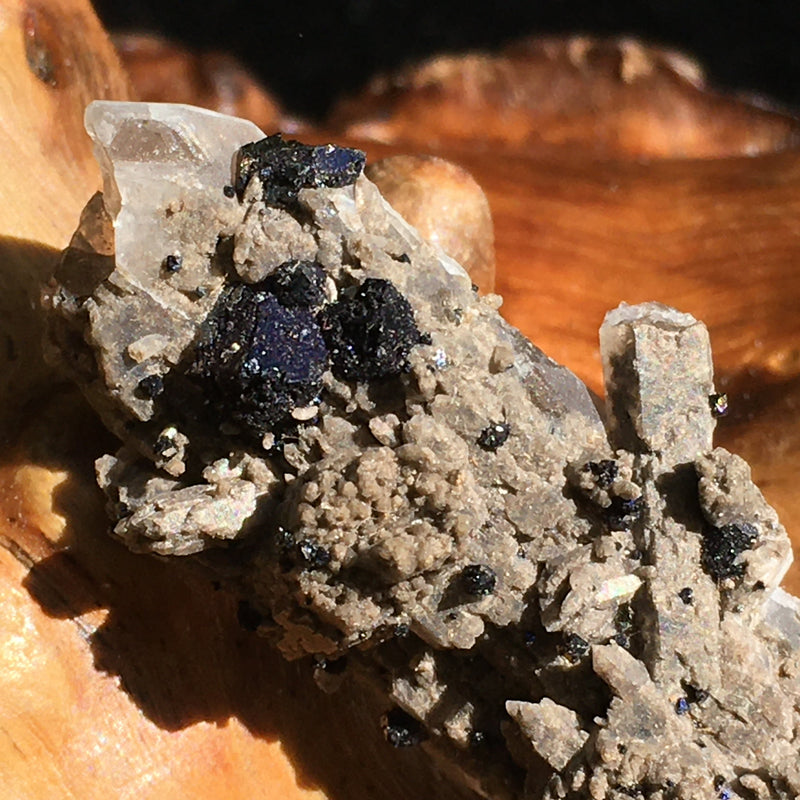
45;102;800;800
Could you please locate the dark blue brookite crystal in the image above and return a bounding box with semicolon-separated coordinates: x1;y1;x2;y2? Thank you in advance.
190;268;328;437
235;134;365;208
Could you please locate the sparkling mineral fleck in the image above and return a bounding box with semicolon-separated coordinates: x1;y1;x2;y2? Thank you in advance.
382;708;425;748
709;392;729;417
460;564;497;596
476;422;510;451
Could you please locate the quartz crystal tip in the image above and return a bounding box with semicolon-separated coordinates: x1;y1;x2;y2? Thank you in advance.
600;301;716;464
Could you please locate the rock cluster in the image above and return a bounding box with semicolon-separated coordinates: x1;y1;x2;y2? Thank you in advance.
45;102;800;800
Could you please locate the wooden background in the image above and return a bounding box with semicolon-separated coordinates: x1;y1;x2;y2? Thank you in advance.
1;3;798;798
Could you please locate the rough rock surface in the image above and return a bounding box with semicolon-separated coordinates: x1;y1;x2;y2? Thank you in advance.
45;102;800;800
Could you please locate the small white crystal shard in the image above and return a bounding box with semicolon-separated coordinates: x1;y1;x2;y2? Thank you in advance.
764;587;800;650
85;101;262;297
506;698;589;771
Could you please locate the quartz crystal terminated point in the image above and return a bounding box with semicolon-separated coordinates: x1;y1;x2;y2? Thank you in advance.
85;100;263;275
64;102;268;430
600;302;715;463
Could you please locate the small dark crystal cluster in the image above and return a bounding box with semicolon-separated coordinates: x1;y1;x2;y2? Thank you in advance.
189;263;426;440
701;521;758;580
185;137;426;440
319;278;426;382
235;134;366;208
579;459;644;532
382;708;426;748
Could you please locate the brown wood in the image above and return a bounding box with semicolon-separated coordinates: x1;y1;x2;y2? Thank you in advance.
331;36;800;159
2;16;800;800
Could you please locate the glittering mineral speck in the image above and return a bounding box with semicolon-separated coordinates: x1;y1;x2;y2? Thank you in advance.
461;564;497;596
468;730;488;747
674;697;690;715
709;393;729;417
678;587;694;605
605;495;644;531
235;134;365;208
274;526;295;552
684;683;709;704
586;459;619;489
562;633;590;662
382;708;425;748
315;655;348;675
153;433;176;456
136;374;164;398
701;522;758;581
190;283;328;438
297;539;331;568
433;348;448;369
320;278;425;381
477;422;511;451
162;254;182;273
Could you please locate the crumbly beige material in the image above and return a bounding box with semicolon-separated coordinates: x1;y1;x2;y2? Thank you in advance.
46;102;800;800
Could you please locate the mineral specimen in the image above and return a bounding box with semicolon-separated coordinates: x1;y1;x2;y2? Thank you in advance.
234;134;366;207
45;101;800;800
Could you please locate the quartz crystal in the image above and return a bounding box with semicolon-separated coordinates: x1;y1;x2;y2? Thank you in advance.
45;102;800;800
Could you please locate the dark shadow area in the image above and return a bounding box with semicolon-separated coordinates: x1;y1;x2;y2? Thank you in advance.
655;462;704;530
0;237;63;443
93;0;800;118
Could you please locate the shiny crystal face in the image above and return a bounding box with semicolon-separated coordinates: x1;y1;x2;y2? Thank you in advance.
45;102;800;800
189;279;329;437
